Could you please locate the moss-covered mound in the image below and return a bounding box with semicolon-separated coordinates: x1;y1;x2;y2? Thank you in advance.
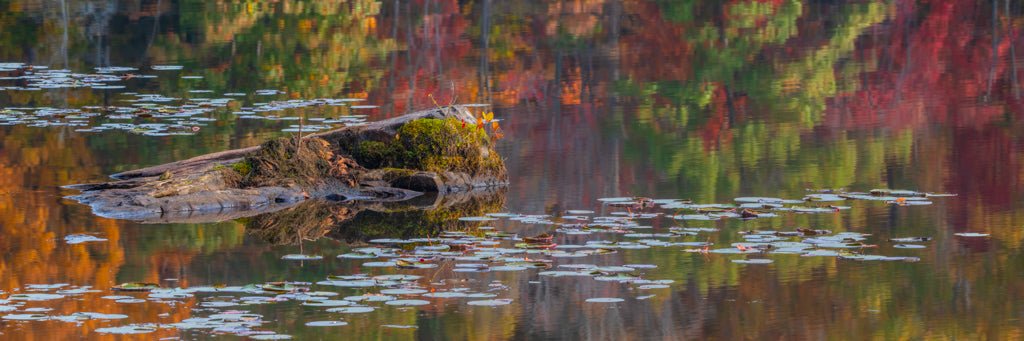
226;117;504;191
227;137;358;188
342;117;504;177
66;106;508;224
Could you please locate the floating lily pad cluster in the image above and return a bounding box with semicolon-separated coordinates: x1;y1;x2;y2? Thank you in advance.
2;188;973;337
661;189;955;220
0;63;151;90
0;63;372;135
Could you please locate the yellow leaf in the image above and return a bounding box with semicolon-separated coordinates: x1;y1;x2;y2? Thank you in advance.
483;111;494;122
491;121;500;130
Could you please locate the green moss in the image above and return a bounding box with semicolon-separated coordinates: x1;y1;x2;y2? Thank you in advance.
345;117;504;176
354;141;398;169
231;160;253;176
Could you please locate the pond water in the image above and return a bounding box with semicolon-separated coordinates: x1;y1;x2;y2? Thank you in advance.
2;0;1024;339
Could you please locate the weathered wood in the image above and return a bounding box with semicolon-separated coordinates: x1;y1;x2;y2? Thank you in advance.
65;106;507;222
111;105;476;180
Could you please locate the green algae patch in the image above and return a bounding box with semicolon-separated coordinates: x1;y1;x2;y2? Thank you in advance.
345;117;505;177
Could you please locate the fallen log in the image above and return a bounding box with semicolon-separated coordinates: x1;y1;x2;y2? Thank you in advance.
64;105;508;222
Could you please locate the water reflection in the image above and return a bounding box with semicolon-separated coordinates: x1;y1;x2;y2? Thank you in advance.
1;0;1024;339
246;189;506;245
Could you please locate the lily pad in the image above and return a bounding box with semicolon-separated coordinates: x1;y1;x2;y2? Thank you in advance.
368;238;413;244
637;284;671;289
379;288;428;295
327;306;376;313
64;234;107;244
71;312;129;320
489;265;529;272
112;282;160;292
95;324;158;334
305;320;349;327
585;298;624;303
803;194;846;202
423;292;469;298
344;295;395;302
317;280;376;288
149;291;193;299
732;259;774;264
282;254;323;260
250;334;293;340
467;299;512;306
890;237;932;243
361;261;397;267
597;197;633;202
8;293;64;301
538;271;592;277
734;197;786;203
458;216;497;222
385;299;430;306
302;300;353;307
115;298;146;304
151;65;184;71
893;244;926;249
2;314;49;321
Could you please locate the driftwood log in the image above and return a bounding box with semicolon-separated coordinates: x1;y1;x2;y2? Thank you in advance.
65;106;508;222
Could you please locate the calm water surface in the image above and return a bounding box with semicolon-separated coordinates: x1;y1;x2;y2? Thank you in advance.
2;0;1024;339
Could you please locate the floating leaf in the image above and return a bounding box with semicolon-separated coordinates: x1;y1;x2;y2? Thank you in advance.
2;314;49;321
250;334;293;340
95;324;158;334
384;299;430;306
361;261;397;267
327;306;375;313
302;300;353;307
423;292;469;298
114;298;146;304
281;254;323;261
637;285;671;289
112;282;160;292
732;259;774;264
890;237;932;243
8;293;64;301
305;321;348;327
893;244;926;249
317;280;376;288
64;234;107;244
379;288;428;295
467;299;512;306
458;216;497;222
344;295;395;302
